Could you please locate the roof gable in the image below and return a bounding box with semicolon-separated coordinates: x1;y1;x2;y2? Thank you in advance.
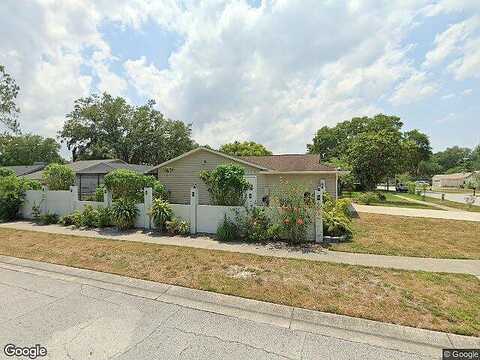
241;154;336;172
147;147;271;172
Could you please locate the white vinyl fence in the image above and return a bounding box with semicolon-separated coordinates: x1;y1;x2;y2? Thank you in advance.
19;185;324;241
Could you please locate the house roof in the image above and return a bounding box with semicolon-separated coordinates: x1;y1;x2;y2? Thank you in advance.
3;164;46;176
241;154;336;172
22;159;151;180
148;147;340;173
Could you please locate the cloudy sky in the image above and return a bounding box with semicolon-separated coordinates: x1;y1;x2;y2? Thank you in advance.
1;0;479;157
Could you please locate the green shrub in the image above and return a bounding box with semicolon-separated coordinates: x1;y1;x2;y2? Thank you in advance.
79;205;98;227
236;207;273;243
200;164;252;206
165;217;190;235
323;210;353;237
270;181;317;244
216;215;240;242
150;198;173;231
39;212;59;225
111;199;138;230
96;207;112;228
323;198;353;238
0;175;39;221
42;164;75;190
0;168;15;177
104;169;163;202
59;213;77;226
95;185;105;202
152;181;168;200
356;192;378;205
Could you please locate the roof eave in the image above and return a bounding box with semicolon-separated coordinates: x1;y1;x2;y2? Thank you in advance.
147;147;271;173
260;170;345;175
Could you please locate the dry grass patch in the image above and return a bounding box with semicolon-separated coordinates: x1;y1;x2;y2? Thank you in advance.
0;228;479;336
331;213;480;259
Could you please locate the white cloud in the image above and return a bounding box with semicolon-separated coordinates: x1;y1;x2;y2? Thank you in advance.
424;16;480;79
2;0;477;156
462;89;473;96
124;0;430;152
389;72;439;106
441;93;455;100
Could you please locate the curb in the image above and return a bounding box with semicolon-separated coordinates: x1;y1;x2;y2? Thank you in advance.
0;255;478;358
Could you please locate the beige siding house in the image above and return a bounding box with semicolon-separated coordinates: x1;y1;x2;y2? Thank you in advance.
147;147;343;205
432;172;476;188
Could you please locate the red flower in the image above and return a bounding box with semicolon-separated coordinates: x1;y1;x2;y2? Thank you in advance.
296;218;304;225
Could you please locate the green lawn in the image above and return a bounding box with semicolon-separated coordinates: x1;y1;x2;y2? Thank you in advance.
401;193;480;213
331;213;480;259
342;191;438;210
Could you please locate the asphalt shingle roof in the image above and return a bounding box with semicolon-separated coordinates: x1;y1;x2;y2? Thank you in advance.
241;154;336;172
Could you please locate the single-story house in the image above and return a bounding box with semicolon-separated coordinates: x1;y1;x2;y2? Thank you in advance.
24;159;152;196
3;163;47;177
146;147;345;205
432;172;475;188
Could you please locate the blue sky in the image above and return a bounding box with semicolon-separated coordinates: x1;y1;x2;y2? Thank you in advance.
1;0;479;157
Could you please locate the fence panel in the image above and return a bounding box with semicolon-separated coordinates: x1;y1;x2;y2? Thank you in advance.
134;203;147;228
20;190;43;219
197;205;244;233
45;191;72;217
171;204;191;221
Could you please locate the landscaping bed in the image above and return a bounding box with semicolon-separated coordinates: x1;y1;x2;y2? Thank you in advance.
0;227;479;337
331;213;480;259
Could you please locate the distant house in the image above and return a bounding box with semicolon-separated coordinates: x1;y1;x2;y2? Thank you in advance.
23;159;152;196
432;172;475;188
146;147;346;205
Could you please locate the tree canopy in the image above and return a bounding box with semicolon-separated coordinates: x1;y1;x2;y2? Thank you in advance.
0;64;20;133
0;134;63;166
59;93;196;165
308;114;428;189
219;141;272;156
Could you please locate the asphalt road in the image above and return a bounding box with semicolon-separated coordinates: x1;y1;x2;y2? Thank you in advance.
0;266;434;360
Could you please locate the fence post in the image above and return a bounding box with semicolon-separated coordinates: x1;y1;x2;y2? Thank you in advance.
104;189;112;207
144;187;153;230
39;186;48;215
190;185;198;234
69;186;78;213
314;188;323;243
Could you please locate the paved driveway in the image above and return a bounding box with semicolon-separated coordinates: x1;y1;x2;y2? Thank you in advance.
426;191;480;207
0;263;435;360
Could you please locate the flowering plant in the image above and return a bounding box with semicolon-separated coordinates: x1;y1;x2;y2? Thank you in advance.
270;181;318;244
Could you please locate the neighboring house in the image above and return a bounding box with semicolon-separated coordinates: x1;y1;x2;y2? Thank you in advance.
24;159;152;196
432;172;475;188
3;163;47;177
147;147;345;205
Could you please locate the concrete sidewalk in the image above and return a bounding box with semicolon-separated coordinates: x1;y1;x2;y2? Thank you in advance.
0;255;478;359
353;203;480;222
1;221;479;276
